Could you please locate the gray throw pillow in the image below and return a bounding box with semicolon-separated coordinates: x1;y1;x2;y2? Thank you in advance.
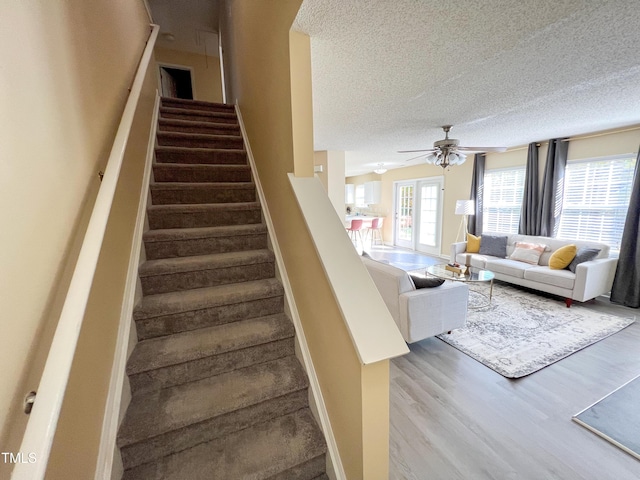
410;275;445;289
568;247;601;272
478;234;508;258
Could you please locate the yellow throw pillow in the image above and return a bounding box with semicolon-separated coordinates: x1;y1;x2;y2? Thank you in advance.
467;233;481;253
549;244;577;269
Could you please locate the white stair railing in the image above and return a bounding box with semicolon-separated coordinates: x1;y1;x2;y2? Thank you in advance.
11;24;159;480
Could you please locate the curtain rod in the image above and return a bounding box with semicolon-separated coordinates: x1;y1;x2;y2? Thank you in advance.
503;125;640;153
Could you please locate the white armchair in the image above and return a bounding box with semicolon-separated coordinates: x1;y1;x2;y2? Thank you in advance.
362;257;468;343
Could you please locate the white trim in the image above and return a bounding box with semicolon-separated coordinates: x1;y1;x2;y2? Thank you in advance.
157;62;197;100
141;0;153;22
218;36;227;104
93;92;159;480
235;105;347;480
11;25;160;480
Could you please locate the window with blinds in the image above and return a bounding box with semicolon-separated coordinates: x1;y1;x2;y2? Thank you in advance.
557;155;636;254
482;167;526;233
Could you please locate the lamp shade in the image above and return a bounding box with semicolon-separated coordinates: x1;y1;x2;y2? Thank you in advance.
455;200;475;215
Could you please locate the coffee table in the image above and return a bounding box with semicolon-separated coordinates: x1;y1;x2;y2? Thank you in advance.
424;264;495;308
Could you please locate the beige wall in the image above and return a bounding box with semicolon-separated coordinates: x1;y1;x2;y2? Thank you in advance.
46;57;157;479
347;126;640;256
314;151;347;217
348;162;473;256
0;1;151;473
220;1;391;477
155;46;223;103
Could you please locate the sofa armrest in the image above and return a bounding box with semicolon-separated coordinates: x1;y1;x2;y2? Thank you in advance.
451;242;467;262
398;282;469;343
572;257;618;302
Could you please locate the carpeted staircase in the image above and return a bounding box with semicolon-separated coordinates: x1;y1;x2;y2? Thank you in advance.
117;97;328;479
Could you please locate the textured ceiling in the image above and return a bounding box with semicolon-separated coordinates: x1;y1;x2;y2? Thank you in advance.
293;0;640;175
148;0;219;57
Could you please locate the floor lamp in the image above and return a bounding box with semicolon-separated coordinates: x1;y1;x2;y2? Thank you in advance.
455;200;475;242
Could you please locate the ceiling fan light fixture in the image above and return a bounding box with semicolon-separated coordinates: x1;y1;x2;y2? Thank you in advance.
373;163;387;174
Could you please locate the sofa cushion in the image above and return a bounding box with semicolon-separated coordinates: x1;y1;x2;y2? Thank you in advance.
509;242;547;265
485;258;536;279
524;267;576;289
466;233;481;253
362;257;415;323
549;244;577;269
410;275;445;289
479;234;508;258
568;247;601;273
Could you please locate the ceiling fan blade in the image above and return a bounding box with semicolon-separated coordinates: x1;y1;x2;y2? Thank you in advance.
458;146;507;152
397;148;437;154
404;153;430;162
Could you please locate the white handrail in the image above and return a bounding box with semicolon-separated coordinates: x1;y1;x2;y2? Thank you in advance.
11;24;159;480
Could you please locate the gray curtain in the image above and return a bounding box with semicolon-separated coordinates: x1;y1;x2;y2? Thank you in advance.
610;151;640;308
537;138;568;237
518;143;540;235
468;154;485;236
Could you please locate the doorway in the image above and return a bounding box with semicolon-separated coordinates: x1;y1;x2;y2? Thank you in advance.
159;65;194;99
393;177;444;255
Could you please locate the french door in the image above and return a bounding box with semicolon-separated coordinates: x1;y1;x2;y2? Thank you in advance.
395;182;414;248
394;178;444;255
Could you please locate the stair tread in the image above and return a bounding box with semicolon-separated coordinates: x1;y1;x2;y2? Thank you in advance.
119;355;306;446
155;145;245;155
127;313;294;375
143;224;267;242
150;181;255;190
161;97;234;110
148;202;260;213
154;162;250;170
159;118;240;129
160;106;236;119
123;408;326;480
158;131;243;141
139;249;274;277
133;278;283;320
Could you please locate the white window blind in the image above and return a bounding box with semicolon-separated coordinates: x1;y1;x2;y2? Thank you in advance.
557;155;636;253
483;167;526;233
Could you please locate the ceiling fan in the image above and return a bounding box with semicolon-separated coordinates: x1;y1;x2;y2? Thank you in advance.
398;125;507;169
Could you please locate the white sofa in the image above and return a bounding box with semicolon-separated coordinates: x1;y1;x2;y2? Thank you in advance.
451;234;618;307
362;257;469;343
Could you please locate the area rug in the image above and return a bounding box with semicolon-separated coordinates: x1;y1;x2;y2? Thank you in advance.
436;284;636;378
573;375;640;460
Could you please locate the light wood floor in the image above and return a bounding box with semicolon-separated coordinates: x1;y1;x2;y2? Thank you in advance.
389;295;640;480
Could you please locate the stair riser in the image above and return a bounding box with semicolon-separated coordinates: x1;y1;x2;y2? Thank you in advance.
135;295;284;340
157;134;244;150
150;187;256;205
121;389;308;473
161;109;237;124
159;121;240;136
267;455;327;480
141;262;275;295
156;149;247;165
145;233;268;260
148;208;261;229
154;166;251;183
129;337;295;394
161;100;235;114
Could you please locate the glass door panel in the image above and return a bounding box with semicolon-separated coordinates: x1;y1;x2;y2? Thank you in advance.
395;182;414;248
416;179;443;255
